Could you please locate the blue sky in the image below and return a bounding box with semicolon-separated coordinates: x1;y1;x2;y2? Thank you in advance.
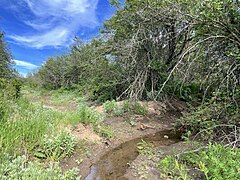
0;0;115;76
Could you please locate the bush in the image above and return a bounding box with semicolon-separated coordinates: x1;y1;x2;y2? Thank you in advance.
0;94;10;122
0;155;80;180
158;144;240;180
0;78;23;99
123;101;148;115
36;131;76;161
103;100;124;116
176;90;240;142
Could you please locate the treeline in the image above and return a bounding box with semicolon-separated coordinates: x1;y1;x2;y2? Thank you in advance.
28;38;124;101
0;32;22;99
27;0;239;144
30;0;239;103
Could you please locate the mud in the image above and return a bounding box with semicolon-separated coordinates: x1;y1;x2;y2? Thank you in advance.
85;129;181;180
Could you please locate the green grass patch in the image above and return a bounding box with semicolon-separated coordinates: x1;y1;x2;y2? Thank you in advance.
103;100;148;116
0;155;80;180
35;131;77;161
158;144;240;180
103;100;124;116
0;97;63;157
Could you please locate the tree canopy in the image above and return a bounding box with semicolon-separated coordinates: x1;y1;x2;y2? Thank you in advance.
0;32;15;79
34;0;239;103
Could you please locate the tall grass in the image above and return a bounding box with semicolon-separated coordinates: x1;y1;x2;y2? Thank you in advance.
64;103;104;125
0;97;63;158
0;91;109;160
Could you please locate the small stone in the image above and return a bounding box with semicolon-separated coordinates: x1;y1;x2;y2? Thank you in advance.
164;135;169;139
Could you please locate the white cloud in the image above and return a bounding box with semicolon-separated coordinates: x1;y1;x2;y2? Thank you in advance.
19;71;28;78
13;59;39;70
7;0;99;48
9;27;70;48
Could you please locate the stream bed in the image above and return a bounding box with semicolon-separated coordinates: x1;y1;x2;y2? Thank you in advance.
85;129;181;180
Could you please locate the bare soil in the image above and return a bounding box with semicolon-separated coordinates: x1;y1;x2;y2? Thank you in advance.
30;93;189;179
57;99;188;179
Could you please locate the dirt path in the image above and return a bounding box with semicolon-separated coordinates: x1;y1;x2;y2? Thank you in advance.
58;100;187;179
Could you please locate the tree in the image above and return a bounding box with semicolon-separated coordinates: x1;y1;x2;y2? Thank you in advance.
102;0;240;100
37;37;123;101
102;0;194;99
0;32;21;99
0;32;14;79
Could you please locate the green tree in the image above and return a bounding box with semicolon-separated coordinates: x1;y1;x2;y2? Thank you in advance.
0;32;14;79
102;0;240;100
0;32;22;99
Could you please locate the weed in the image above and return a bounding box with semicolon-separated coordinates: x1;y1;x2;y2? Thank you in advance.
103;100;148;116
158;144;240;180
94;124;115;139
131;162;150;180
131;102;148;115
0;98;62;156
103;100;124;116
137;140;154;158
0;155;80;180
78;103;104;124
64;102;104;125
123;101;148;115
103;100;116;113
36;131;77;161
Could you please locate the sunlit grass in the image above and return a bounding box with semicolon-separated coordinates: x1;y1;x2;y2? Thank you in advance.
0;97;63;157
0;90;111;161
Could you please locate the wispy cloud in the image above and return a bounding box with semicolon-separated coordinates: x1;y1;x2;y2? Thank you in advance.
9;27;70;48
13;59;39;70
6;0;99;48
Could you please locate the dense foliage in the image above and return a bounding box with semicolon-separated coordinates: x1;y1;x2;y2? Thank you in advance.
33;0;239;143
35;38;123;102
0;32;14;79
1;0;239;179
34;0;239;102
0;32;22;99
158;143;240;180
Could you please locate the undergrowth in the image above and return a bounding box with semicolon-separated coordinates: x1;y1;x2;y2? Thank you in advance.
103;100;148;116
35;131;77;161
0;88;112;178
176;91;240;144
158;143;240;180
0;155;80;180
0;97;63;157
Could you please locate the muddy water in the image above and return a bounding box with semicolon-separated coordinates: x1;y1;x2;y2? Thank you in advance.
85;130;181;180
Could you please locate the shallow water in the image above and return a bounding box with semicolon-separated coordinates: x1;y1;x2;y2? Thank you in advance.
85;129;181;180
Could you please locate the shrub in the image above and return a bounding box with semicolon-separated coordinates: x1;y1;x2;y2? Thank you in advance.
36;131;77;161
0;155;80;180
123;101;148;115
94;125;114;139
158;144;240;180
0;94;10;122
103;100;124;116
0;78;23;99
176;90;240;142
